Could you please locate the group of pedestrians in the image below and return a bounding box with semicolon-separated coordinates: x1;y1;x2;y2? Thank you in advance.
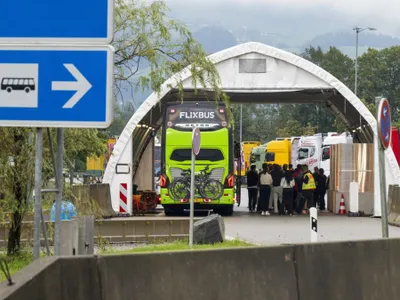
246;163;329;216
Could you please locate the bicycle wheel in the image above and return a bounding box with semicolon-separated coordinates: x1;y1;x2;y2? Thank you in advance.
169;179;190;200
199;179;224;200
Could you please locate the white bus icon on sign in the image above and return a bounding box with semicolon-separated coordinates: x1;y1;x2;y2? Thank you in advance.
1;78;36;93
0;64;38;108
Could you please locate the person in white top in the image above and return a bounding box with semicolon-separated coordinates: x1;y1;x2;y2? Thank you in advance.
259;163;273;216
280;171;295;216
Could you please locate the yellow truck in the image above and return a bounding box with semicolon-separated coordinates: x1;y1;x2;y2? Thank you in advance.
234;141;261;176
86;138;117;177
265;139;291;166
242;141;261;170
265;138;300;167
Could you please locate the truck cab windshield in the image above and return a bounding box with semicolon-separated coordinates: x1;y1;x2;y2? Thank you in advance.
298;148;309;160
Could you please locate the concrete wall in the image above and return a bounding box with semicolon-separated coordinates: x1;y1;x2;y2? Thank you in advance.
3;239;400;300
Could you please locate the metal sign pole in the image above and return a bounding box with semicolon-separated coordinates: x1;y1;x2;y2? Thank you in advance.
379;145;389;237
33;128;43;260
376;97;390;238
189;127;200;248
54;128;64;255
189;151;195;248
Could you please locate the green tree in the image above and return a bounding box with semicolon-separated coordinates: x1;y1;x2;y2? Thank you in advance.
358;46;400;121
113;0;224;102
302;46;354;88
276;120;317;137
0;129;35;254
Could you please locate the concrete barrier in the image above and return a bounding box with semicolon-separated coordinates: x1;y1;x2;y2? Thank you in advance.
388;184;400;227
0;217;197;246
294;239;400;299
72;183;117;218
0;257;101;300
97;247;297;300
3;239;400;300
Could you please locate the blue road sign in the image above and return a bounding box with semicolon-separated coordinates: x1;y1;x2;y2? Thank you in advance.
0;46;114;128
378;98;392;149
0;0;114;43
192;127;201;156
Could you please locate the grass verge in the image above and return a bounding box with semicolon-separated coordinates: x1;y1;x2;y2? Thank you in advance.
0;251;32;282
100;238;255;255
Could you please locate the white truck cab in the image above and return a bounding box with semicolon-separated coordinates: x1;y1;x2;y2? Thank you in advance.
296;135;323;170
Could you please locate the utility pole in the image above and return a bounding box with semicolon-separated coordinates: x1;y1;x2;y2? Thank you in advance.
353;26;376;96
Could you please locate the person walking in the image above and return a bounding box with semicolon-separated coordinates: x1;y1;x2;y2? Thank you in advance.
270;164;283;214
246;165;259;212
316;168;328;211
301;165;316;214
259;163;272;216
280;171;295;216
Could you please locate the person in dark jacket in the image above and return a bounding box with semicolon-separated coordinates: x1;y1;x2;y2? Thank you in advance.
293;164;304;213
246;165;259;212
316;168;328;211
312;166;319;208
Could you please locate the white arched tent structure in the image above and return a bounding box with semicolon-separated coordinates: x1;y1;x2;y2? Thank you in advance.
103;42;400;216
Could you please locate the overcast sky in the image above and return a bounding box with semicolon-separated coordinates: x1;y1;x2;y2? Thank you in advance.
164;0;400;35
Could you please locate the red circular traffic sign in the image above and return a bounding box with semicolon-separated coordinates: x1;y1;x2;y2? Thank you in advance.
192;127;201;156
378;98;392;149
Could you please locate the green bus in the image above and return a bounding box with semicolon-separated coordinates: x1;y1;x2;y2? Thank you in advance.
159;101;235;216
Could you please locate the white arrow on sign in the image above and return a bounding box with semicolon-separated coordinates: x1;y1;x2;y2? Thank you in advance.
51;64;92;109
383;107;387;117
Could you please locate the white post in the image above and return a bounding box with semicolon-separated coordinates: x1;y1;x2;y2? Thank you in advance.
349;181;359;214
189;151;195;248
310;207;318;242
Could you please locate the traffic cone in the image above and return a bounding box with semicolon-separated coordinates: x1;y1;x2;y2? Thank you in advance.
339;194;346;215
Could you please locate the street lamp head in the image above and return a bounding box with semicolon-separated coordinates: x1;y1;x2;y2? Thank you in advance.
353;26;377;33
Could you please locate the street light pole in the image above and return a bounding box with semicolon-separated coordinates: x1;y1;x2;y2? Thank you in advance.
353;26;376;96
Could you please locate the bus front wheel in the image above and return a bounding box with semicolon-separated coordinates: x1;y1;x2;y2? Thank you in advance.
6;87;12;93
24;87;30;93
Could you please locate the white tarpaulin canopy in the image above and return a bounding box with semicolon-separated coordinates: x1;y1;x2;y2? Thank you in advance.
103;42;400;216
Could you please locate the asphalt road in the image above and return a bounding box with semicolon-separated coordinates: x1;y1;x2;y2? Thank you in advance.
224;188;400;245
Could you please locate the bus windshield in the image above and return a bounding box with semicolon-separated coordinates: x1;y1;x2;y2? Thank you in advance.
165;104;228;131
